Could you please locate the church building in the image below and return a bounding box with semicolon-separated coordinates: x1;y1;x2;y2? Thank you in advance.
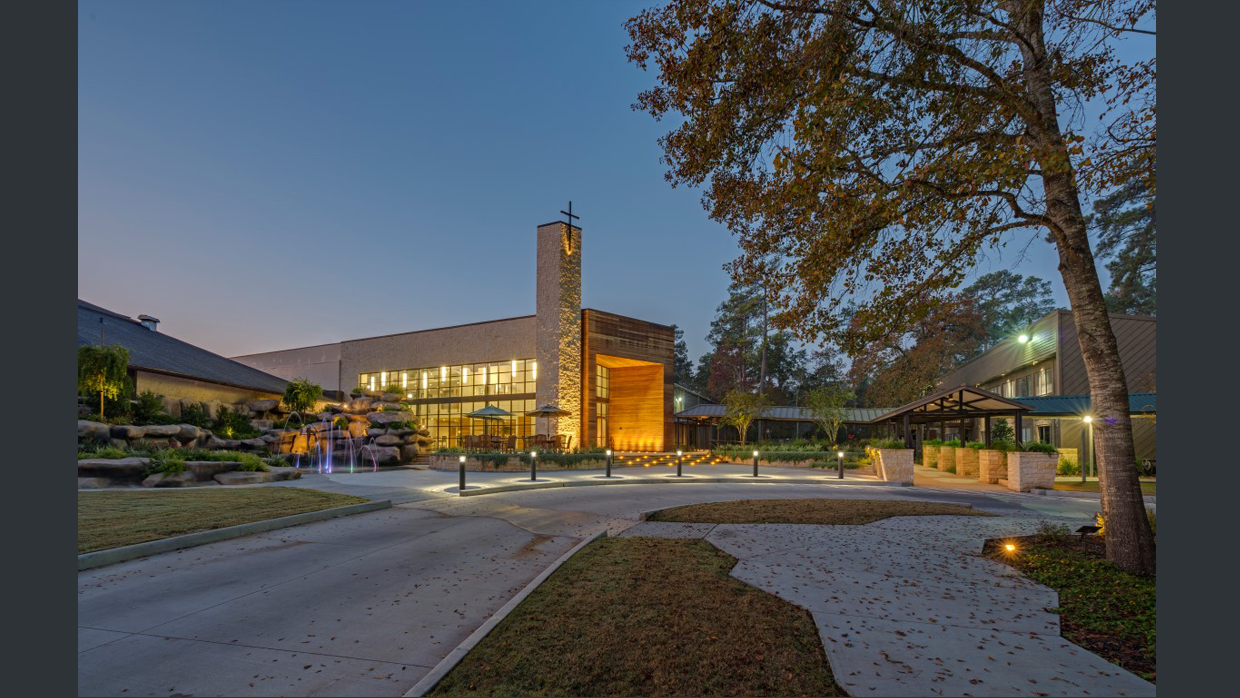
233;219;675;452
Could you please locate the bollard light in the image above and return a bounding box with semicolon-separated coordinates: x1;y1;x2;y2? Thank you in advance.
837;450;845;479
605;449;613;478
458;455;467;494
530;451;538;481
676;449;683;477
752;450;759;477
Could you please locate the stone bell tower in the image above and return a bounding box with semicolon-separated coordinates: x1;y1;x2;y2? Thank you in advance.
535;220;582;443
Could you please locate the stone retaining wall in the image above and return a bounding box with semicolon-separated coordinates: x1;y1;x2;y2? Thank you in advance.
874;448;913;482
938;446;957;471
957;447;980;478
978;450;1007;484
1006;452;1058;492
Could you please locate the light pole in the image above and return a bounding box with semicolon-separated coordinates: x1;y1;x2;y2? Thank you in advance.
458;454;467;494
530;451;538;481
837;450;844;479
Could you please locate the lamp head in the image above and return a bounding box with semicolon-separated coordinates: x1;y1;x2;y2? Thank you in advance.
1018;334;1030;344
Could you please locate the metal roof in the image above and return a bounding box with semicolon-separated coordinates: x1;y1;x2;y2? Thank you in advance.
869;384;1033;425
1017;393;1156;417
78;300;289;395
674;404;888;423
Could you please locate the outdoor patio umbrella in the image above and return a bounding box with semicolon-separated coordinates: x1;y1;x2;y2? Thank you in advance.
466;404;513;441
526;403;571;448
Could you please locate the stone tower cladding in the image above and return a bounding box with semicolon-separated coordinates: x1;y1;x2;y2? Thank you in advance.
536;222;582;444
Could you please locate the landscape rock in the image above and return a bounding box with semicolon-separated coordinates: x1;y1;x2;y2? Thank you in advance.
142;471;198;487
78;477;111;489
373;402;407;411
78;457;150;481
239;438;267;450
367;411;413;425
78;420;111;441
366;427;388;438
110;424;146;440
368;446;401;466
247;399;280;414
348;421;371;439
185;461;240;480
348;397;375;413
416;428;431;437
250;419;274;432
160;396;182;417
381;392;403;403
177;424;204;442
267;466;302;481
214;471;275;485
142;424;182;438
375;434;402;447
388;427;414;437
400;444;420;462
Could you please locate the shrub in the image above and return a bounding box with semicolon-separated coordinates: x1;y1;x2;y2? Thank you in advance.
873;438;907;449
1057;455;1080;476
79;445;130;460
144;449;186;476
132;390;177;425
351;385;367;395
1022;441;1058;454
966;441;986;450
263;455;288;469
989;439;1017;453
179;402;212;428
923;439;943;447
233;453;269;472
941;438;962;448
283;378;324;414
213;406;261;439
1035;520;1072;539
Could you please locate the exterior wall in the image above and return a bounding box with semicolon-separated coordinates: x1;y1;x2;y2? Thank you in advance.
133;370;282;406
937;312;1059;389
233;343;342;392
583;309;675;451
340;317;536;390
608;364;664;451
536;222;583;443
1058;311;1157;395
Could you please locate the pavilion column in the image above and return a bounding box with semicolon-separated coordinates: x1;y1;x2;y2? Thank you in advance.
984;416;992;448
1014;412;1023;447
903;414;912;449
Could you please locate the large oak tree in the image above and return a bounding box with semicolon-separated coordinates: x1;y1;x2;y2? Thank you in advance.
627;0;1155;573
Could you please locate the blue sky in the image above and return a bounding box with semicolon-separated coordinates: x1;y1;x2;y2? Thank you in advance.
78;0;1150;363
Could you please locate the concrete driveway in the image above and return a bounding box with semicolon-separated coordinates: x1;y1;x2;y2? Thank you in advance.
78;470;1117;696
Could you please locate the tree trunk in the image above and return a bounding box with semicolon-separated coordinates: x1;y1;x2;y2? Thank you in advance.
1009;0;1155;574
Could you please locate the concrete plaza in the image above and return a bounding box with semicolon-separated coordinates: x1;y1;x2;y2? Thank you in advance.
78;465;1152;696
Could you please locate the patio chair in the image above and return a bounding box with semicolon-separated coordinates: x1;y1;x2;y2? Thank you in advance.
505;435;517;452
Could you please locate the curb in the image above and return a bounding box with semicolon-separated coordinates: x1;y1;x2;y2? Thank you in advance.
1032;488;1156;504
456;476;911;497
78;500;393;571
404;529;608;697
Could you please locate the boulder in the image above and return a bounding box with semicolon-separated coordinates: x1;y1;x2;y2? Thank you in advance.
204;436;241;450
78;420;111;441
374;402;408;411
348;421;370;439
348;397;375;413
316;412;333;423
388;427;414;437
204;399;223;418
110;424;146;440
177;424;204;442
142;471;198;487
367;411;413;425
366;427;388;438
267;466;302;481
78;477;111;489
230;403;254;418
247;399;280;414
415;437;433;448
375;434;402;447
185;461;240;481
400;444;420;462
179;398;203;415
416;428;431;437
381;392;404;403
368;446;401;466
214;471;275;485
324;403;343;413
160;396;182;417
78;457;150;481
142;424;182;438
239;438;267;450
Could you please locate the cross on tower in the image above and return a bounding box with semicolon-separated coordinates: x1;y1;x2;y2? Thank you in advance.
560;201;580;253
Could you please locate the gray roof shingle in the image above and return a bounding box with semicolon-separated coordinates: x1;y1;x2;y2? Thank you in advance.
78;300;288;395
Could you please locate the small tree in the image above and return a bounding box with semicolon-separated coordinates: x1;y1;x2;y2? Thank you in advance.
805;384;854;447
78;344;129;421
991;417;1015;444
722;390;769;446
283;378;324;414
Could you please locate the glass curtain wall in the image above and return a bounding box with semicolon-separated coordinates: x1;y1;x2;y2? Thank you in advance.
359;359;537;448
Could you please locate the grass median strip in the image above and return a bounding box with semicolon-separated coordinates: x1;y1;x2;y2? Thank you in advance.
429;537;841;697
647;498;994;525
1054;481;1157;496
985;534;1156;682
78;488;368;554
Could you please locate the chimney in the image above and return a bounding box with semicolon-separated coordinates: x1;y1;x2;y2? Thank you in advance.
137;314;160;332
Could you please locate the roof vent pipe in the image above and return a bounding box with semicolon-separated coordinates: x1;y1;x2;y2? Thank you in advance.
137;314;160;332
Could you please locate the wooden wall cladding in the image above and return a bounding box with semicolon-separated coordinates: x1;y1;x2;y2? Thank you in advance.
582;309;674;451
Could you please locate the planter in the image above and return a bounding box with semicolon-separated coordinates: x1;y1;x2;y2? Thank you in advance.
957;448;980;478
874;448;913;483
938;446;957;472
922;445;939;469
1005;452;1058;492
978;450;1007;484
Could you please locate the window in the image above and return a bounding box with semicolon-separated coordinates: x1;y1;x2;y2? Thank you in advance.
596;365;610;400
1038;424;1052;443
1035;366;1054;396
597;402;609;448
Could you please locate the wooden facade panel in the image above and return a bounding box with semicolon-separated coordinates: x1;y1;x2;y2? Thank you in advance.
582;309;674;451
609;364;664;451
1059;312;1157;395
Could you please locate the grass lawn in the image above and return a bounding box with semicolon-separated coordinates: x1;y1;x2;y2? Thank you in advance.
429;537;841;697
78;488;368;554
985;535;1156;682
647;498;994;525
1054;480;1157;496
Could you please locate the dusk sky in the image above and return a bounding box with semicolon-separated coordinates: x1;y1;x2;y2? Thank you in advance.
78;0;1146;363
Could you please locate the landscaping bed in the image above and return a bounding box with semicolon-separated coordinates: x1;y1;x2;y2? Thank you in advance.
647;498;994;525
78;488;367;553
983;533;1156;682
1054;480;1157;496
428;537;840;697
